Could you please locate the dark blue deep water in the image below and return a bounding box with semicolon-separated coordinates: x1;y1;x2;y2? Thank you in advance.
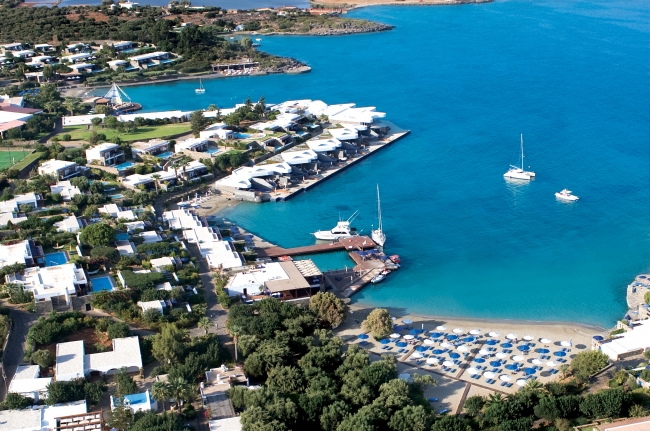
121;0;649;327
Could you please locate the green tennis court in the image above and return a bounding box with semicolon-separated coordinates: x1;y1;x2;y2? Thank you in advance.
0;149;30;170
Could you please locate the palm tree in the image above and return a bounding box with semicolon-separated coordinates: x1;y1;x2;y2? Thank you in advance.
151;174;161;194
150;381;171;411
484;393;504;408
559;364;570;380
628;404;648;418
198;316;213;335
228;324;242;362
207;104;217;111
167;377;194;411
522;378;544;395
178;155;192;180
64;97;80;116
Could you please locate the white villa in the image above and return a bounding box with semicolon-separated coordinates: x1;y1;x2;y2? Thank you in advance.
56;336;142;381
131;139;170;159
167;160;209;181
86;142;125;166
122;170;176;190
98;203;136;220
183;227;242;270
0;400;88;431
138;300;165;315
38;159;84;180
0;192;41;213
6;263;87;306
150;256;176;271
175;137;210;153
111;390;157;414
128;51;173;69
0;239;43;269
598;320;650;361
8;365;51;402
55;214;83;233
50;180;81;201
163;209;204;230
199;123;231;140
215;162;292;190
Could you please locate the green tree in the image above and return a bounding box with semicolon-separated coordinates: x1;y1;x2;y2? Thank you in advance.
109;398;134;431
107;321;131;339
463;395;485;416
113;368;138;397
644;290;650;304
3;392;33;409
90;246;120;263
63;97;81;116
198;316;213;334
361;308;393;339
84;381;105;406
628;404;648;418
266;366;305;394
151;381;172;411
91;117;103;128
388;405;430;431
104;115;119;129
189;110;206;137
570;350;610;380
31;349;55;368
80;223;116;246
309;292;347;328
167;376;194;410
579;388;632;419
430;415;473;431
152;324;188;364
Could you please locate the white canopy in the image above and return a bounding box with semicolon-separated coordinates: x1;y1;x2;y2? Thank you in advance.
390;333;401;339
484;371;496;379
540;338;552;344
457;345;469;352
466;368;480;375
479;349;490;356
506;334;518;340
561;340;572;347
402;319;413;324
512;355;524;361
436;325;447;331
452;328;464;334
403;335;414;340
523;335;534;341
516;379;527;386
423;339;435;346
532;359;542;365
440;342;453;349
496;352;507;359
546;361;557;367
500;375;512;382
488;331;500;337
426;357;439;364
443;361;454;367
411;352;423;359
469;329;481;335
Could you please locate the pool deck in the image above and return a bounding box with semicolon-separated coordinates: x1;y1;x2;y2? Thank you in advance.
266;121;409;202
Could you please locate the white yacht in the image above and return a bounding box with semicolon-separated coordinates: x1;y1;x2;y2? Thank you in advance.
371;185;386;247
195;78;205;94
504;134;535;180
313;211;360;241
555;189;579;201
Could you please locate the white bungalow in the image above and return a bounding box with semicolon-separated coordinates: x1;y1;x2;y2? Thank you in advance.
131;139;170;159
54;214;82;233
199;122;230;139
56;336;142;381
128;51;173;69
38;159;84;180
175;137;209;153
6;263;87;306
50;180;81;201
86;142;125;166
61;52;94;64
98;204;136;220
306;138;342;152
280;149;318;165
8;365;52;402
162;209;204;230
137;300;165;315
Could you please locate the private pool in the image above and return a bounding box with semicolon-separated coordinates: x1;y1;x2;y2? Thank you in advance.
114;161;135;171
123;392;148;405
234;132;252;139
205;148;220;155
110;194;124;199
91;276;116;292
116;233;130;241
155;151;174;159
44;252;69;267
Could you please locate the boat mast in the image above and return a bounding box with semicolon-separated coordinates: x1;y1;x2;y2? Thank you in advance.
376;184;382;232
520;134;524;170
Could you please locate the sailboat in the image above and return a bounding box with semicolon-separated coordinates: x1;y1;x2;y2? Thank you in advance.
371;184;386;247
504;134;535;180
195;78;205;94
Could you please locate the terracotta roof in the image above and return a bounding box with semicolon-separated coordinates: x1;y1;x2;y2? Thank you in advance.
0;120;25;132
0;105;42;114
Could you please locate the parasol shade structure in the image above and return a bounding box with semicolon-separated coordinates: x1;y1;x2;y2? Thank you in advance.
443;360;454;367
561;341;572;347
485;339;498;345
593;335;604;341
446;334;459;341
512;355;524;361
501;342;513;348
500;375;512;382
490;360;502;367
415;346;428;352
380;338;391;345
483;371;496;379
402;319;413;324
426;357;440;364
488;331;500;337
532;359;542;365
554;351;567;357
495;352;507;359
396;341;407;348
523;335;534;341
449;352;461;359
467;368;480;375
546;361;558;367
474;357;486;363
506;334;518;340
463;336;476;343
432;349;445;355
424;339;435;346
469;329;481;335
457;345;469;353
505;364;519;371
436;325;447;331
536;348;550;354
404;335;415;340
524;367;536;375
390;333;401;339
358;334;369;340
429;332;444;338
516;379;527;386
540;338;552;344
452;328;464;334
410;328;424;335
517;345;530;352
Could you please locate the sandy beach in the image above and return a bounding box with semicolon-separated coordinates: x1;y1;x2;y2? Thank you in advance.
343;0;493;8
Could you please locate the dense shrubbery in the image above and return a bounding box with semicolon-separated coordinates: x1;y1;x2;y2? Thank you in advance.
120;269;165;290
136;241;180;256
27;311;91;345
45;378;106;406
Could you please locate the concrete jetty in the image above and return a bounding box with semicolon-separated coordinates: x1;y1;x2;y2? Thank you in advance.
256;236;377;258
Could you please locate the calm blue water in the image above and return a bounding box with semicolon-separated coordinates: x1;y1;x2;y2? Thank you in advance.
118;0;649;328
44;252;69;267
91;276;116;292
116;233;130;241
60;0;308;8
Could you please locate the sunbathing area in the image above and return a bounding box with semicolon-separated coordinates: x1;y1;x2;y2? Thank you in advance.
337;307;600;412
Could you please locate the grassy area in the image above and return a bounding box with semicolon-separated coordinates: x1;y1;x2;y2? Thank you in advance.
12;151;45;172
0;148;31;170
59;124;192;142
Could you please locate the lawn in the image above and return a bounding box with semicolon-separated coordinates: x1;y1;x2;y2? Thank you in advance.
0;148;32;170
59;124;192;142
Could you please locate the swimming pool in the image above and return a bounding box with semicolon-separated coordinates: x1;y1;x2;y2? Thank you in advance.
116;233;130;241
110;194;124;199
234;133;252;139
114;161;135;171
205;148;220;155
123;392;148;405
155;151;174;159
91;276;116;292
44;252;69;267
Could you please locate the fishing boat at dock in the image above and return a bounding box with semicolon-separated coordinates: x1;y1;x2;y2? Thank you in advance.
313;211;360;241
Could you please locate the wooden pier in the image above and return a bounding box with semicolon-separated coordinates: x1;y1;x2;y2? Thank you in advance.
256;236;377;259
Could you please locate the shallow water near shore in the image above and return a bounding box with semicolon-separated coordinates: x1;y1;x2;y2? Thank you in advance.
124;0;648;328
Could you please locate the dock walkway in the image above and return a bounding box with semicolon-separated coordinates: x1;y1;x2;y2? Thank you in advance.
256;236;377;259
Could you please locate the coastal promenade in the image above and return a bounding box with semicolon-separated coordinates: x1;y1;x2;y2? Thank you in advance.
265;121;410;202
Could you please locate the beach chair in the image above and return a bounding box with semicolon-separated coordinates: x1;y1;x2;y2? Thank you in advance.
507;382;513;388
500;381;506;387
439;408;449;414
416;360;422;365
428;398;438;402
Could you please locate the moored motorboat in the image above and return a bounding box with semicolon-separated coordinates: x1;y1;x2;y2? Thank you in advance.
555;189;579;201
313;211;360;241
389;255;401;264
371;270;390;283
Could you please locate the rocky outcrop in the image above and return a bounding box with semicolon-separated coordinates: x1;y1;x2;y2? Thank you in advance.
309;23;394;35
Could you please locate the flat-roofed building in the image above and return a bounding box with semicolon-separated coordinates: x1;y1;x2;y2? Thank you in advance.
116;240;137;256
6;263;87;306
226;260;321;300
138;300;165;315
168;160;209;181
98;204;136;220
128;51;173;69
50;180;81;201
86;142;125;166
0;239;44;269
122;170;176;190
56;336;142;381
111;390;157;414
2;42;25;52
8;364;52;402
598;320;650;361
163;209;204;230
62;52;94;64
175;137;209;153
38;159;85;180
0;408;42;431
65;43;91;54
131;139;170;159
54;214;83;233
108;41;134;52
34;43;54;52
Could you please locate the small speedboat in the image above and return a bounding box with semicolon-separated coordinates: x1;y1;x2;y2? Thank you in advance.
371;272;388;283
389;255;401;264
313;211;360;241
555;189;579;201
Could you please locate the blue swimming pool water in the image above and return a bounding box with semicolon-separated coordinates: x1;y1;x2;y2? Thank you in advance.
206;148;220;154
114;161;135;171
123;392;148;404
155;151;174;159
91;276;115;292
110;194;124;199
116;233;130;241
234;133;252;139
100;0;650;328
45;252;68;267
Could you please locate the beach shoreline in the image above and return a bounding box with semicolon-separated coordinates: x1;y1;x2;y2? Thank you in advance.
343;0;493;10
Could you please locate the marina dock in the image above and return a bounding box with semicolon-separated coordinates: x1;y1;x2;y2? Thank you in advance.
256;236;377;258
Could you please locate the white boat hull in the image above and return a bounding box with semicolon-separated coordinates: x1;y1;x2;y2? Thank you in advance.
504;169;534;180
314;231;358;241
372;229;386;247
555;193;579;201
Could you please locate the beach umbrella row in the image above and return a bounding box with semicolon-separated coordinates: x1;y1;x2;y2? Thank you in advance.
485;339;498;346
517;345;530;352
380;338;391;345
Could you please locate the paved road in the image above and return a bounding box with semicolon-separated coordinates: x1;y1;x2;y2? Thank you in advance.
0;309;37;401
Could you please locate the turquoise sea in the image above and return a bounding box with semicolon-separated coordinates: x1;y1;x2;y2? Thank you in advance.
123;0;649;328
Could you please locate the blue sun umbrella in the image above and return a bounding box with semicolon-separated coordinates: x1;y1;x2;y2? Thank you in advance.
410;328;424;335
593;335;604;341
358;334;369;340
394;325;404;331
536;348;550;354
505;364;519;371
554;351;567;357
524;368;537;375
517;345;530;352
433;349;445;355
501;342;513;348
429;332;444;338
447;334;458;341
474;357;486;363
380;338;391;345
490;360;502;367
485;339;498;345
396;341;407;348
463;336;475;343
416;346;428;352
449;352;461;359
